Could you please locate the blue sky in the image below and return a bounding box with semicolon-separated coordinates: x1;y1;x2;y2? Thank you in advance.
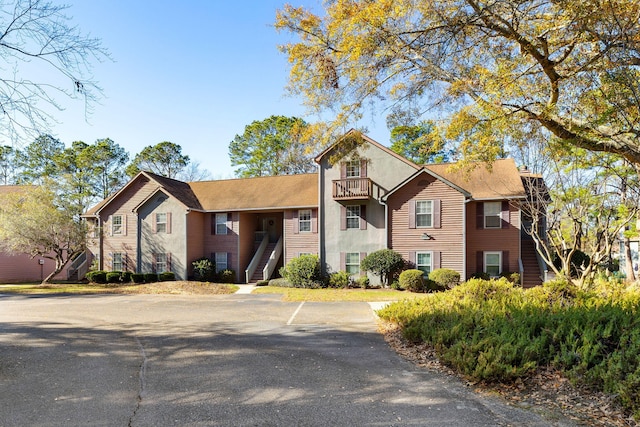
47;0;389;179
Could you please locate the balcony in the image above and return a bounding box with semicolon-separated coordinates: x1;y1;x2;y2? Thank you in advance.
332;177;372;200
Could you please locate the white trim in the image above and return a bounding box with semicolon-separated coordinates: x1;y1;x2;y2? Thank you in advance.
484;251;502;277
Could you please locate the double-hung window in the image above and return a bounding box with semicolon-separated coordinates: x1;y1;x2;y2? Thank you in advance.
346;205;361;229
484;252;502;277
484;202;502;228
155;253;168;273
155;213;167;233
298;209;311;232
345;160;361;178
112;253;124;271
416;201;433;228
345;252;360;275
112;215;123;235
215;252;228;271
416;252;432;277
216;213;228;235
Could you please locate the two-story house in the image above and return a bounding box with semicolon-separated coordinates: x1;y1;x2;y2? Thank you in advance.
77;131;545;287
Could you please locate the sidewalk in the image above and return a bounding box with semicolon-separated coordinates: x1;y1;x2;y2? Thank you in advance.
235;284;256;294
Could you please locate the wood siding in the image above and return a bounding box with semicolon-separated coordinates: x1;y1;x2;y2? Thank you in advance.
186;211;206;278
203;212;239;282
0;252;62;282
284;208;319;265
387;173;465;275
466;201;521;278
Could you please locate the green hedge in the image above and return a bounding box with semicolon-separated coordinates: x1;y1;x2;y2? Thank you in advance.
144;273;158;283
131;273;145;283
377;278;640;420
106;272;122;283
159;271;175;281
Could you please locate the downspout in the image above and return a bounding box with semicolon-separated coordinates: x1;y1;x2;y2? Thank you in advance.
97;215;103;270
318;165;325;276
185;209;190;281
463;197;472;281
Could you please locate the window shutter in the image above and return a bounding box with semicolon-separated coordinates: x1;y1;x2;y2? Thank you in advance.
109;252;113;270
152;254;157;273
360;159;367;178
211;215;216;235
340;205;347;230
167;253;172;272
123;253;128;271
360;205;367;230
166;212;172;234
360;252;367;276
433;200;441;229
501;201;510;229
340;163;346;179
293;210;299;234
433;251;441;270
123;215;127;236
408;251;416;266
311;209;318;233
476;203;484;229
108;215;113;236
502;251;509;273
152;214;157;234
477;251;484;273
227;252;232;272
408;200;416;229
340;252;346;271
227;213;232;232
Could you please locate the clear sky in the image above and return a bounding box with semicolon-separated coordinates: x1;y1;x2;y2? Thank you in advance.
46;0;389;179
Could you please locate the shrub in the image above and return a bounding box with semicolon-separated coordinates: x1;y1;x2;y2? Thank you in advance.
217;269;236;283
399;269;425;292
500;271;521;284
256;280;269;286
470;272;490;280
131;273;145;283
192;257;215;282
159;271;175;281
329;271;351;288
360;249;405;286
268;277;293;287
144;273;158;283
121;271;132;283
106;272;122;283
429;268;460;289
282;254;322;288
355;275;370;289
87;270;107;284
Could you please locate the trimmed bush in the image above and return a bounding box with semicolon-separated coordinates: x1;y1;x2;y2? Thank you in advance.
282;254;322;288
131;273;145;283
429;268;460;289
399;269;425;292
360;249;404;286
144;273;158;283
159;271;175;281
121;271;132;283
256;280;269;286
87;270;107;284
268;277;293;287
106;271;122;283
355;275;370;289
329;271;351;288
192;257;215;282
217;269;236;283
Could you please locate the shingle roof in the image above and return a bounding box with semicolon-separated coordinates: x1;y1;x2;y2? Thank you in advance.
425;158;526;199
143;171;203;210
188;173;318;211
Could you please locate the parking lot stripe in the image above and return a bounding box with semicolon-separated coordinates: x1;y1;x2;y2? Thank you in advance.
287;301;305;325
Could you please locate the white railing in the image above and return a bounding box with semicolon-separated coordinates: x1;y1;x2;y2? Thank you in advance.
67;250;89;280
518;258;524;287
245;233;269;283
263;236;283;282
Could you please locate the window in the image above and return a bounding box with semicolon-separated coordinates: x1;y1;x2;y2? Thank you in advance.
298;209;311;232
155;213;167;233
215;213;228;235
484;202;502;228
345;160;361;178
416;201;433;228
345;252;360;275
485;252;502;277
346;205;361;229
215;252;228;271
416;252;432;277
155;253;168;273
112;215;123;235
112;253;124;271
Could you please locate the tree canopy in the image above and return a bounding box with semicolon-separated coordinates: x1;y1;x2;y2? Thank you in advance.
276;0;640;167
229;115;317;177
126;141;190;179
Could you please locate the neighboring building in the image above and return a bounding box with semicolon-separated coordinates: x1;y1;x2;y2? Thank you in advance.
79;131;546;287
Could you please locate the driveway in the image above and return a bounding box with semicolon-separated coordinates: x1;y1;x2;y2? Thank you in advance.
0;293;570;426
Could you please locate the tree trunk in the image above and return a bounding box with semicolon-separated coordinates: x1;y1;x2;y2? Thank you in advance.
624;235;636;281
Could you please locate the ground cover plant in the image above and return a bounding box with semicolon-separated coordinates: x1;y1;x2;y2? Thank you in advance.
376;277;640;420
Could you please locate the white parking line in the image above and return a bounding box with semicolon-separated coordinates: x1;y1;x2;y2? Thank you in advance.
287;301;305;325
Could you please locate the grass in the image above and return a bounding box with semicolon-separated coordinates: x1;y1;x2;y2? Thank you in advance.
0;281;238;295
253;286;433;302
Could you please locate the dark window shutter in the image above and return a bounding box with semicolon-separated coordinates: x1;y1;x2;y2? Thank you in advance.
501;201;510;228
340;252;346;271
360;159;367;178
477;251;484;273
433;251;441;270
502;251;509;273
293;210;299;234
340;163;347;179
476;203;484;229
211;215;216;235
408;251;416;266
227;252;232;272
311;209;318;233
340;205;347;230
360;205;367;230
167;253;172;272
408;200;416;229
433;199;441;229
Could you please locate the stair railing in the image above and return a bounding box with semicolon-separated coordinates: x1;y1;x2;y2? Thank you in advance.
263;236;283;281
67;250;89;280
245;233;269;283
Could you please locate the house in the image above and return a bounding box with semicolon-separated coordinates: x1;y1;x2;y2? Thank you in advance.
79;131;546;287
0;185;62;283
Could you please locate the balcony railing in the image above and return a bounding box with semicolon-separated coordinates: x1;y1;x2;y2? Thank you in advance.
332;177;372;200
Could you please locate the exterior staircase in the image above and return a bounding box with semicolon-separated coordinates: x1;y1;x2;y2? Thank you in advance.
521;238;543;288
250;243;277;282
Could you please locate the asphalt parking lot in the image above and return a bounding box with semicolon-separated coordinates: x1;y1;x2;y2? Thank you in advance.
0;292;569;426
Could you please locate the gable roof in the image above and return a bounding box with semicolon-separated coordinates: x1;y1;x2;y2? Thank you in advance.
425;158;526;199
382;168;472;202
314;129;421;170
189;173;317;211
